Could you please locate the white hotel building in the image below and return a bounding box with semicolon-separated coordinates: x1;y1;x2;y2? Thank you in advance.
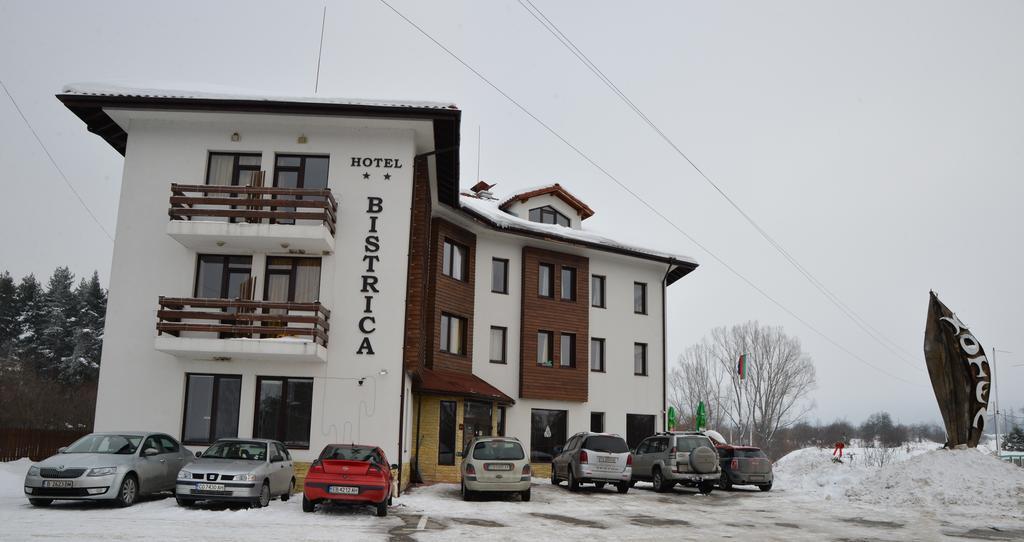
58;85;698;488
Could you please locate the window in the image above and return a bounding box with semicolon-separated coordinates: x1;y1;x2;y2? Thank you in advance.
273;155;330;225
264;257;321;303
591;275;606;308
438;400;457;465
537;330;553;367
497;406;507;437
158;435;180;453
207;152;262;187
195;255;252;299
489;326;507;364
634;282;648;314
634;343;648;376
560;267;576;300
538;264;554;297
253;377;314;448
590;412;605;433
559;333;576;367
442;239;468;281
463;400;492;451
530;408;567;463
182;373;241;445
491;258;509;294
626;414;657;450
528;205;571;227
590;338;605;372
440;313;467;355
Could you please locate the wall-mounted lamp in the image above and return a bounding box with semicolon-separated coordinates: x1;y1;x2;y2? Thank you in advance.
216;241;226;247
231;132;240;142
297;134;308;144
280;242;290;249
358;378;366;386
378;369;388;376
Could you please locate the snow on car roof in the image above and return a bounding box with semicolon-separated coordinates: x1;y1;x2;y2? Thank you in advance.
60;83;458;111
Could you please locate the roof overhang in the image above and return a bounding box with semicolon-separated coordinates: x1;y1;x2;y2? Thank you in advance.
411;368;515;405
55;90;462;207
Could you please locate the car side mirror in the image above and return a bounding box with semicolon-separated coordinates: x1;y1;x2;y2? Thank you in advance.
194;451;202;458
390;463;399;470
143;447;160;457
57;447;67;454
553;446;563;455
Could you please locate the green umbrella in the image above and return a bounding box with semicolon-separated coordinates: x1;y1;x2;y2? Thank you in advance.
695;401;707;431
667;406;677;430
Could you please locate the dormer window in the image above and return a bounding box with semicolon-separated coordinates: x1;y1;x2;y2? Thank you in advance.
528;205;571;228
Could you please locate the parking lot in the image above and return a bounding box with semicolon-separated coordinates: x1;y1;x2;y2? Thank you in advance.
3;457;1022;542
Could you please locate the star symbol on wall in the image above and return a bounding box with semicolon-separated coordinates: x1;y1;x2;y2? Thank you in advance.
362;172;370;180
383;172;392;180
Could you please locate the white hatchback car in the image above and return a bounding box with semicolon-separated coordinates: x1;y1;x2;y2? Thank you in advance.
460;436;532;501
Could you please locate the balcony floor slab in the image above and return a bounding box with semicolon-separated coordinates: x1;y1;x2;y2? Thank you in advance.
167;220;335;254
155;336;327;363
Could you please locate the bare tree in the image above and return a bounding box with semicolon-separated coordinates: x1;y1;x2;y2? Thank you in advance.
669;321;816;456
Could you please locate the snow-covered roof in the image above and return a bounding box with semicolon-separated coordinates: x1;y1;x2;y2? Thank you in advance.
497;182;595;219
60;83;458;111
459;192;697;267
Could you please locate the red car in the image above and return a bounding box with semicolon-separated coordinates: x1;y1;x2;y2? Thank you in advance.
302;444;396;516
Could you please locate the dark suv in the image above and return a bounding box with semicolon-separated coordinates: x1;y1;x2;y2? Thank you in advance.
631;432;720;494
716;445;773;491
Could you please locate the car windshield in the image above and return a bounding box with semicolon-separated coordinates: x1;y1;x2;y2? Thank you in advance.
736;449;768;459
582;435;628;453
321;446;375;462
473;440;525;460
676;437;710;452
203;441;267;461
64;434;142;455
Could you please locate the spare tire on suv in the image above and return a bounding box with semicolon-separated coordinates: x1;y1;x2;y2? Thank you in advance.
689;445;718;474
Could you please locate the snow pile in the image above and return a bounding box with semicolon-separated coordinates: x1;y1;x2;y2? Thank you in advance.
0;459;31;498
845;449;1024;512
774;441;937;499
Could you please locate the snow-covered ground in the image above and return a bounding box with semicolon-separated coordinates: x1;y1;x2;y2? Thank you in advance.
3;446;1023;541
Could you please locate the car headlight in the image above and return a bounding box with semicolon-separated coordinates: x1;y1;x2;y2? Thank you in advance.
88;467;117;477
28;466;40;476
240;473;257;481
177;470;192;480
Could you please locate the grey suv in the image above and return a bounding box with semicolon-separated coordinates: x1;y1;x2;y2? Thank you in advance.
631;432;720;494
551;432;632;493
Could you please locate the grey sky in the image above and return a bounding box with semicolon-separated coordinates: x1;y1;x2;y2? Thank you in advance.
1;0;1021;425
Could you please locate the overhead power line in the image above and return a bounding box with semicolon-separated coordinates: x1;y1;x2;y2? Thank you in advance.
376;0;921;386
0;79;114;243
516;0;923;373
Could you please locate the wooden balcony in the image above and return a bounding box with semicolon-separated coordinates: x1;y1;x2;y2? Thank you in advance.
154;297;330;362
165;184;338;253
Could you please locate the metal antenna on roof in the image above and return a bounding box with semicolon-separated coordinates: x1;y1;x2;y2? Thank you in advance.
314;5;327;94
476;125;482;182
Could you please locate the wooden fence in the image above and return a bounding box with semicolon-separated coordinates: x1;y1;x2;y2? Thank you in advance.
0;428;89;462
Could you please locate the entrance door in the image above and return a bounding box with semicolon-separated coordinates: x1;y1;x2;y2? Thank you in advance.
462;401;493;451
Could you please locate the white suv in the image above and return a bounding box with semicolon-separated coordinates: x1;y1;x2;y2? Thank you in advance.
550;432;632;494
460;437;532;501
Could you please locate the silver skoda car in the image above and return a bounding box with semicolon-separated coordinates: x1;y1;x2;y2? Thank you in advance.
23;432;194;507
175;438;295;508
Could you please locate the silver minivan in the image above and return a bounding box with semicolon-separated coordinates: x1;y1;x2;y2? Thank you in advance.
550;432;632;493
460;436;532;501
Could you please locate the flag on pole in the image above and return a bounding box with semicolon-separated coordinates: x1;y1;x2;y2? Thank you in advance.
737;354;746;380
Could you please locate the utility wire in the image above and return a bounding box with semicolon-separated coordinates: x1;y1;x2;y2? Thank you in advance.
0;79;114;242
516;0;923;372
376;0;921;386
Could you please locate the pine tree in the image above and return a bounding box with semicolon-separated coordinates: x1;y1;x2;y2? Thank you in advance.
0;271;21;360
15;274;46;369
37;267;79;378
61;272;106;384
1003;425;1024;452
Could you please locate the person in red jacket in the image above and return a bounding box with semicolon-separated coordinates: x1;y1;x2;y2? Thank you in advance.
833;435;846;461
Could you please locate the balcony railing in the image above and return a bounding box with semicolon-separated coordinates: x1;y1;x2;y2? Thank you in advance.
168;184;338;235
156;297;331;347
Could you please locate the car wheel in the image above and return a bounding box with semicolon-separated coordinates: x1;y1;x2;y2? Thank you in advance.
376;501;388;517
652;468;667;493
28;498;52;507
253;482;271;508
281;479;295;501
698;482;714;495
719;473;733;491
567;469;579;492
616;482;630;494
302;495;315;513
115;474;138;508
175;496;194;508
550;466;559;486
759;482;773;492
521;488;532;502
461;481;474;501
594;482;606;489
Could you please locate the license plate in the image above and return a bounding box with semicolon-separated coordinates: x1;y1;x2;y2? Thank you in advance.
329;486;359;495
598;457;617;464
196;483;225;491
42;480;73;488
485;463;512;471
